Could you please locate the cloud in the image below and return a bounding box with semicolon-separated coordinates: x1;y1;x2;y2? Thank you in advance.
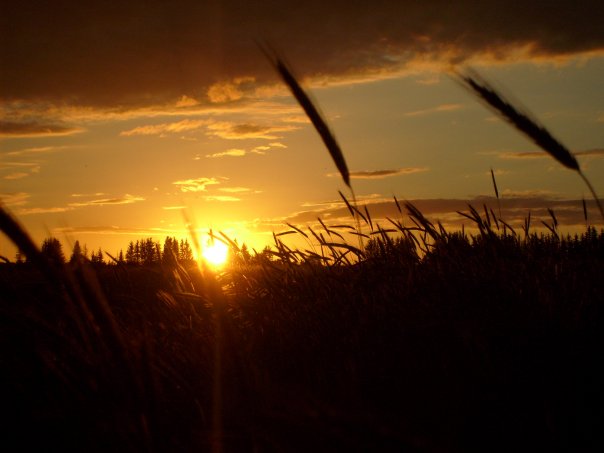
5;1;602;112
18;206;75;215
276;195;602;230
162;205;187;210
3;172;29;180
0;120;80;137
577;149;604;157
71;192;107;198
53;225;176;235
120;119;210;136
498;148;604;159
205;141;287;158
0;192;30;207
173;177;221;192
203;195;241;202
5;146;61;157
218;187;253;193
206;122;298;140
404;103;463;117
327;167;429;179
207;77;255;103
68;194;145;207
206;149;247;158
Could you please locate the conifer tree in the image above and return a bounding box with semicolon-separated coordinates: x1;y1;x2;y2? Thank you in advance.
41;237;65;265
70;240;83;264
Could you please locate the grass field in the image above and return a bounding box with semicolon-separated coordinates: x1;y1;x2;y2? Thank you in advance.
1;208;603;452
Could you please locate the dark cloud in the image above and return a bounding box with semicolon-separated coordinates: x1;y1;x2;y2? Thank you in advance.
2;1;603;109
0;120;80;137
341;167;429;179
577;149;604;157
281;195;602;228
499;148;604;159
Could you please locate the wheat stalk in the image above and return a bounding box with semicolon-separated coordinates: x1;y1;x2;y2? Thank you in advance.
456;69;604;220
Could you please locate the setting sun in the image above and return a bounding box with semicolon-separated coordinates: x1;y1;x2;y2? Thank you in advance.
201;238;229;267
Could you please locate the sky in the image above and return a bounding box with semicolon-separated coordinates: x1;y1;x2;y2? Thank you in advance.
2;0;604;260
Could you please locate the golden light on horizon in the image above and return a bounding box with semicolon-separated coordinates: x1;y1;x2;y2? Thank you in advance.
201;237;229;268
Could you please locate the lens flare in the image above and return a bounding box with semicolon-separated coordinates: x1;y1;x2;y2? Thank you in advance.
201;238;228;267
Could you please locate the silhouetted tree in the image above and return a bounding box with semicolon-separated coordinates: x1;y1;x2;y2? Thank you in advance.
70;240;84;264
90;247;104;265
41;237;65;265
179;239;194;262
162;236;180;264
126;241;136;264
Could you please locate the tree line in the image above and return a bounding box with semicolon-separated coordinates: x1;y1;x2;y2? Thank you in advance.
14;236;196;266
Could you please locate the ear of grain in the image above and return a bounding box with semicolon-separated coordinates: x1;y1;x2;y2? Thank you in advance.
456;70;579;171
263;47;350;188
457;69;604;220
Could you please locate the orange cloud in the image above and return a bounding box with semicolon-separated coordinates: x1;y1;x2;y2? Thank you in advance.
173;177;221;192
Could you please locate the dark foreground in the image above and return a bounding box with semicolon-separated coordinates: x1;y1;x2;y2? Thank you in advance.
1;230;604;452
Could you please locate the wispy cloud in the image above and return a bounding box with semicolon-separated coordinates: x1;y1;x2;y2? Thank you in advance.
53;225;177;236
0;120;81;137
1;162;42;180
162;205;187;210
68;194;145;207
5;146;61;157
206;122;298;140
404;103;463;117
218;187;254;193
203;195;241;202
207;77;255;103
205;142;288;158
120;119;210;136
498;148;604;159
3;172;29;180
327;167;429;180
206;149;247;158
0;192;30;207
0;162;41;171
71;192;107;198
18;206;75;215
173;177;221;192
577;148;604;157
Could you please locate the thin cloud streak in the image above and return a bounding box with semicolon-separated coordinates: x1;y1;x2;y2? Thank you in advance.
0;192;30;207
120;119;211;136
205;142;287;158
404;103;463;117
0;120;81;137
498;148;604;159
172;177;221;192
68;194;145;207
327;167;429;179
206;122;298;140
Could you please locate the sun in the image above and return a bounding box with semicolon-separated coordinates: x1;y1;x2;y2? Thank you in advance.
201;238;229;267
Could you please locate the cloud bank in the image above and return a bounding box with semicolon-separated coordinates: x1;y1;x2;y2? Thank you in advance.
3;0;604;112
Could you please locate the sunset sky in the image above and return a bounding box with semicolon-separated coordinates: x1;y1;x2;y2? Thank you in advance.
2;0;604;259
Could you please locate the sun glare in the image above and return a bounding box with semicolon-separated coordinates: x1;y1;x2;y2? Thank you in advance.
201;238;229;267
